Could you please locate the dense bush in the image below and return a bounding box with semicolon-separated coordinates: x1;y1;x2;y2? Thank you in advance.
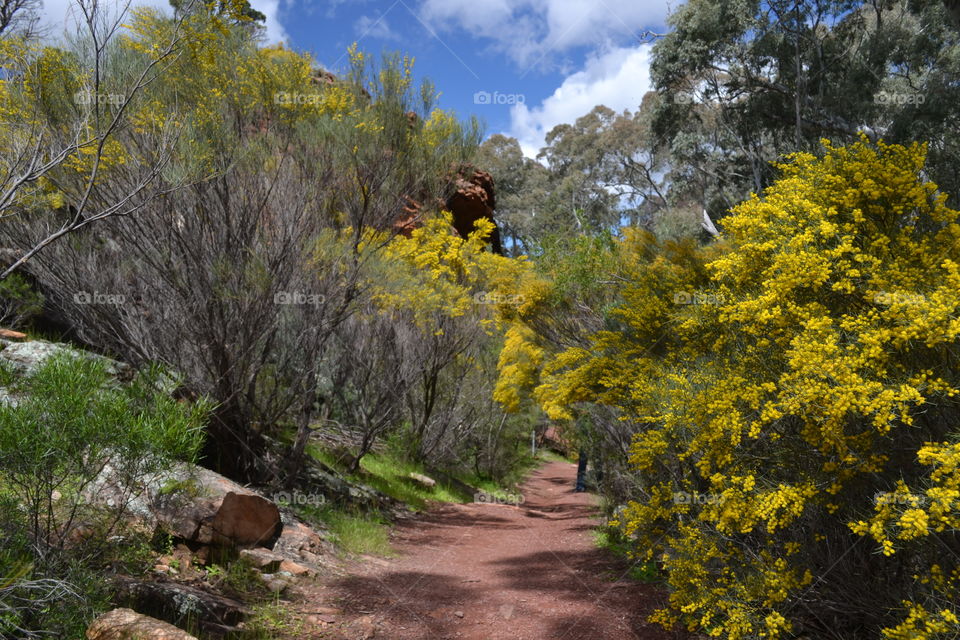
346;213;536;478
0;4;516;484
502;139;960;638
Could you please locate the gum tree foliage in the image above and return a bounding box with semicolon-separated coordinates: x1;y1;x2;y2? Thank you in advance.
477;103;670;251
536;104;667;231
499;139;960;638
475;101;715;252
483;0;960;251
650;0;960;217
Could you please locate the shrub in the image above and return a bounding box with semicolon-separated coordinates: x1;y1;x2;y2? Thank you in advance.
0;274;42;329
516;139;960;638
0;354;208;638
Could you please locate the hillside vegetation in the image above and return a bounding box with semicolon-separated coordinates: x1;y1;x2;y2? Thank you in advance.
2;0;960;638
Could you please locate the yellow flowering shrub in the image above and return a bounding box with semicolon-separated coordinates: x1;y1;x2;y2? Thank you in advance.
509;139;960;638
373;212;530;325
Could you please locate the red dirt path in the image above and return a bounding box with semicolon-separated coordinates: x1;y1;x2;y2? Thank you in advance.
303;461;684;639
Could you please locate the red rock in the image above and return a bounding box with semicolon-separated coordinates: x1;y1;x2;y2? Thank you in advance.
210;492;281;547
273;521;324;558
86;461;282;549
394;164;502;253
0;328;27;340
446;168;500;252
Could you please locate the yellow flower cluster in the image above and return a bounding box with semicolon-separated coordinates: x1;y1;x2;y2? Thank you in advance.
373;212;531;330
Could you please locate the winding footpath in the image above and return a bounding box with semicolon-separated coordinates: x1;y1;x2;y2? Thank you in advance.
303;461;681;639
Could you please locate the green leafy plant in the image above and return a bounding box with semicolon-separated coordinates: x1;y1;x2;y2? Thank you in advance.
0;353;209;638
0;273;43;329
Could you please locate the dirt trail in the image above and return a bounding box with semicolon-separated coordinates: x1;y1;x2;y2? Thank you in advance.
304;461;678;639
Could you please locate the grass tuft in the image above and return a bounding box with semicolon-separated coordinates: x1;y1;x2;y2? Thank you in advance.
593;528;660;583
314;506;395;557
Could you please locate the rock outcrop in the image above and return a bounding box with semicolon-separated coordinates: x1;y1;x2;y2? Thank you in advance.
86;461;282;549
395;164;503;254
0;339;129;378
86;608;199;640
114;579;248;638
447;167;502;253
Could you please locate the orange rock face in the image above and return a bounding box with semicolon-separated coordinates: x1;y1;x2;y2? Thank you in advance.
447;168;501;253
393;165;502;253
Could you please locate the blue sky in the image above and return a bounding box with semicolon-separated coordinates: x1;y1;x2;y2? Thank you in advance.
41;0;673;156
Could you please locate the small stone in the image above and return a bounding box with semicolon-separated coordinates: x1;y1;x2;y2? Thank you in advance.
264;578;288;593
408;472;437;488
240;547;283;572
454;610;464;618
279;559;311;576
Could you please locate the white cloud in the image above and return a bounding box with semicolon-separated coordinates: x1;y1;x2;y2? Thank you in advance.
355;14;399;41
419;0;668;68
252;0;290;44
508;44;652;158
37;0;289;44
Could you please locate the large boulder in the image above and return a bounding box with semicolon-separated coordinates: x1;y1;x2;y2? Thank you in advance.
86;608;198;640
87;460;282;549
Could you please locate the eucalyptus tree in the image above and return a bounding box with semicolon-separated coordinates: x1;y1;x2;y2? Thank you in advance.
650;0;960;213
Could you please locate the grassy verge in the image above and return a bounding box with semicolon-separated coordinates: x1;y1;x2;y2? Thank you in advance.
356;452;471;508
302;441;566;557
313;506;394;557
593;528;660;583
307;445;479;510
240;600;306;639
535;448;575;464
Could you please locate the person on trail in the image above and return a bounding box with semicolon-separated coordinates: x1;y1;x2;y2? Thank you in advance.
575;448;588;492
572;412;602;492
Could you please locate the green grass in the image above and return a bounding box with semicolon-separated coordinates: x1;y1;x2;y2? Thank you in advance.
593;528;660;583
307;444;472;510
302;441;554;557
536;448;576;464
308;440;565;513
359;452;470;507
314;507;395;556
243;599;305;639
